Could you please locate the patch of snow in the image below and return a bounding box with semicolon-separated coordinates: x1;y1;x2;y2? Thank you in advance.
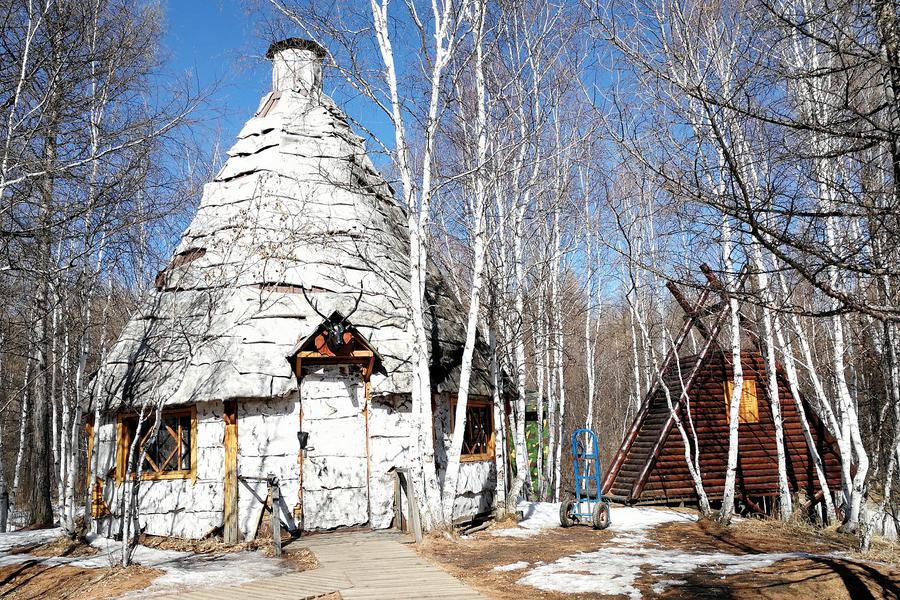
651;579;687;594
83;535;290;598
0;527;63;552
519;547;810;599
499;503;824;598
492;502;695;539
491;527;538;539
493;561;529;572
609;506;696;532
492;502;562;537
0;530;294;598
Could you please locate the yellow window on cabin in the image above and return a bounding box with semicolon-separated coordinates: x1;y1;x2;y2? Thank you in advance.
723;379;759;424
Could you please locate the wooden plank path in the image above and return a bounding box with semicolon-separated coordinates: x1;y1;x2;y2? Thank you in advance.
168;530;486;599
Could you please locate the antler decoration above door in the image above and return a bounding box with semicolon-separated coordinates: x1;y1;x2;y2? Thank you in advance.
301;287;364;354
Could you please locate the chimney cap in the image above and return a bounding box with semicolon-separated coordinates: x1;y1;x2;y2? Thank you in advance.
266;38;327;60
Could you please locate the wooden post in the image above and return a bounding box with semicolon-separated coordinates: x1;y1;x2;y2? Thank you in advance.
393;472;402;531
409;476;423;545
268;473;282;556
223;401;239;544
396;469;422;544
0;482;8;533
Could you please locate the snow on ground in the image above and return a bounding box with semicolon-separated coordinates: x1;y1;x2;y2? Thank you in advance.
493;561;529;572
517;545;808;599
0;527;64;553
87;535;290;598
494;502;815;599
0;529;290;598
492;502;565;537
492;501;695;538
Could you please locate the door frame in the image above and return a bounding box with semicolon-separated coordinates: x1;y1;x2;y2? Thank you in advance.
290;319;381;532
297;362;373;530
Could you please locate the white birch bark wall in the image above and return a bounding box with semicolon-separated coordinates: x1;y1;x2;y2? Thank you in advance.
368;394;415;529
237;395;301;539
433;400;496;520
95;401;225;539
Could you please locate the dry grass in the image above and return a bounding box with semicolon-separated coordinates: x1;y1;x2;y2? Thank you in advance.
733;516;900;566
0;562;162;600
138;533;249;554
280;547;318;570
491;511;522;528
30;535;99;558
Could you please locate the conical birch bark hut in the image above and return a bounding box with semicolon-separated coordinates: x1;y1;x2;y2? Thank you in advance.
89;39;494;540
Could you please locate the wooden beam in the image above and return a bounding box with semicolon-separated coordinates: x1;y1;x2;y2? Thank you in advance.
223;401;239;544
603;287;712;496
700;263;728;297
270;475;282;556
630;267;751;500
667;281;712;339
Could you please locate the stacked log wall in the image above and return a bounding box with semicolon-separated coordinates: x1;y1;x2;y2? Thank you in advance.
640;351;842;502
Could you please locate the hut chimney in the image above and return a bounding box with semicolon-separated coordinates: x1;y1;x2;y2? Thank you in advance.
266;38;327;97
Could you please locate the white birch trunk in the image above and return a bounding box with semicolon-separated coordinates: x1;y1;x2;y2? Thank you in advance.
535;292;547;500
507;205;532;505
441;4;489;516
59;326;71;517
12;358;32;501
718;214;744;524
626;281;644;413
751;245;792;519
49;294;60;511
771;309;837;521
370;0;457;529
489;326;507;514
545;297;557;500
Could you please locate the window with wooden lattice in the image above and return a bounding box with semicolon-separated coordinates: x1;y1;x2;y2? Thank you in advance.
117;407;196;481
450;398;495;462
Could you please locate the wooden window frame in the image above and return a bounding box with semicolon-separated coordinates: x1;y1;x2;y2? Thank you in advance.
449;397;495;463
723;378;760;424
116;406;197;483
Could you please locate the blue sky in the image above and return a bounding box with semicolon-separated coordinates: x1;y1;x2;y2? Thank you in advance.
161;1;394;168
162;2;270;153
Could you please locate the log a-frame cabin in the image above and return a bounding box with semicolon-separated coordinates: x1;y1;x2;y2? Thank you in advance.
88;39;496;541
602;266;843;516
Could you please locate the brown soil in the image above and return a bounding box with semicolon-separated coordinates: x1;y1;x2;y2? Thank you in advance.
140;532;249;554
28;536;98;558
0;562;162;600
0;529;315;600
419;510;900;599
278;546;319;571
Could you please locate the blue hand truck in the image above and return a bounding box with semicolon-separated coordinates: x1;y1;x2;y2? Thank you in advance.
559;428;611;530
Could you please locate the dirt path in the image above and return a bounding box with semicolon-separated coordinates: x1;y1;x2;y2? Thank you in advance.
0;561;162;600
419;509;900;599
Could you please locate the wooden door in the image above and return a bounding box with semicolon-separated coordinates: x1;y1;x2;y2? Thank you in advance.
300;364;369;530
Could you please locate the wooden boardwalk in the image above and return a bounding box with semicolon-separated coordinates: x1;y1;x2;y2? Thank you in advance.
168;530;486;599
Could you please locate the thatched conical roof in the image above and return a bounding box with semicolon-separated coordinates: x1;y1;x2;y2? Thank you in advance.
94;41;490;411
